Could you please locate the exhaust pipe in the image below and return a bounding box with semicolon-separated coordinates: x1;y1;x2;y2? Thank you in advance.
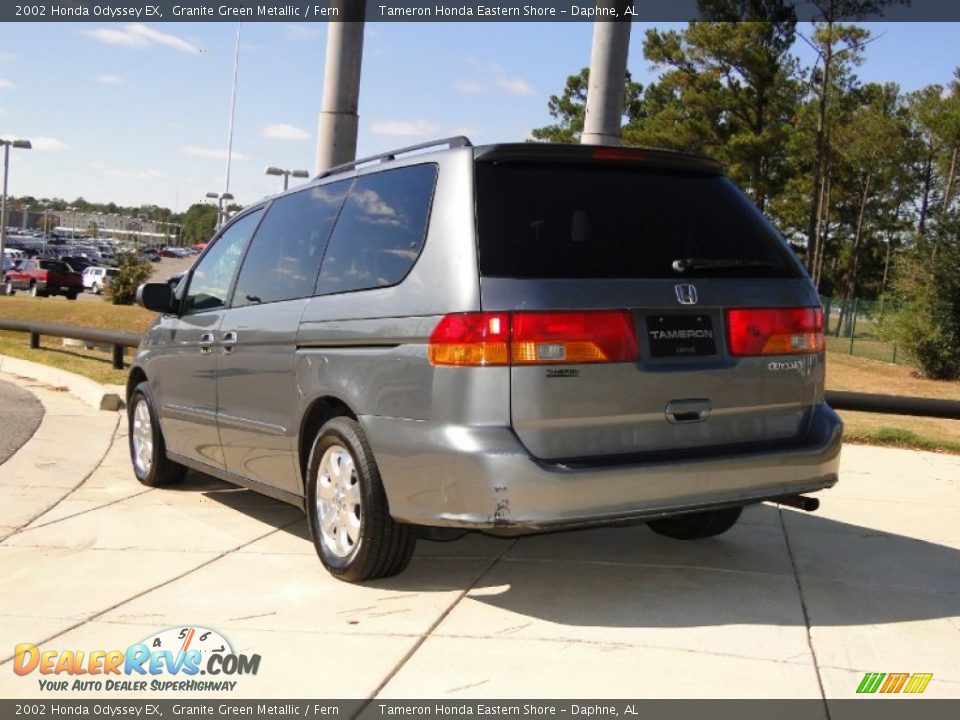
770;495;820;512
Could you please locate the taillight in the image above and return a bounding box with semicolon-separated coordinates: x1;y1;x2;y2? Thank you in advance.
428;311;639;367
428;312;510;366
726;307;824;356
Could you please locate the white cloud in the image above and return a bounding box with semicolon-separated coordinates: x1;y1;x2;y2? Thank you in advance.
370;120;442;138
456;58;534;98
260;123;310;141
30;137;70;151
453;80;483;94
180;145;245;161
285;24;319;41
84;24;198;54
495;76;534;97
96;74;124;85
0;79;15;90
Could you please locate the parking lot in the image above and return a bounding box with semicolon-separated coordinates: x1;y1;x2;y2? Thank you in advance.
0;379;957;700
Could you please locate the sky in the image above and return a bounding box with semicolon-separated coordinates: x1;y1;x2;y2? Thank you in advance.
0;20;957;212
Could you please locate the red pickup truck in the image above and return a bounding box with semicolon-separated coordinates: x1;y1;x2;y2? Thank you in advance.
3;258;84;300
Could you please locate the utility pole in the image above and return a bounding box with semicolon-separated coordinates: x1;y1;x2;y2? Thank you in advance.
581;1;632;147
315;0;366;174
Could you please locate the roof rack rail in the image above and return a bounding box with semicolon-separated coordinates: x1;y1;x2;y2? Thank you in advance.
314;136;472;179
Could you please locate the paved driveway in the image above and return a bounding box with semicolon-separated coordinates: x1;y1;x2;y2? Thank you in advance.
0;379;958;700
0;378;43;464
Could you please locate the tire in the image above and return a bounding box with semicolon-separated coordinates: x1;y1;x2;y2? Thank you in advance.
92;283;100;295
3;279;14;296
305;417;416;582
65;292;78;301
128;382;186;487
647;506;743;540
29;282;39;297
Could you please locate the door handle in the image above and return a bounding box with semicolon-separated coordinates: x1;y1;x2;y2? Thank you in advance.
665;398;712;424
222;331;238;353
199;332;215;354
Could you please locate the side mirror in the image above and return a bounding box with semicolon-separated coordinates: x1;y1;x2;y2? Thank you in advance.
136;282;176;313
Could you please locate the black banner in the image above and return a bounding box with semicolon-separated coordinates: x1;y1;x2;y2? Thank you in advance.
5;0;960;23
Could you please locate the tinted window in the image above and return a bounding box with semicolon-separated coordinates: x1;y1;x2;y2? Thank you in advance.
315;164;437;295
233;181;349;307
475;163;801;279
39;260;70;273
184;209;262;314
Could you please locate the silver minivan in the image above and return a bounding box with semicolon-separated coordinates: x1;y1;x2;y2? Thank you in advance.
129;138;842;582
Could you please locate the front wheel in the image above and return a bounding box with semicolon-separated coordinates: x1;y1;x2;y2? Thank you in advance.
29;283;39;297
305;417;416;582
647;506;743;540
128;382;186;487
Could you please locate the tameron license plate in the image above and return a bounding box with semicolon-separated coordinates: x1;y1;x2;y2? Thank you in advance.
646;314;717;358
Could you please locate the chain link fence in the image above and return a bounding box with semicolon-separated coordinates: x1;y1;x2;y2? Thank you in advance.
821;296;902;364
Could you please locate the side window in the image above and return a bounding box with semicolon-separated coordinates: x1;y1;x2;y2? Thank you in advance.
184;209;262;314
315;164;437;296
232;180;349;307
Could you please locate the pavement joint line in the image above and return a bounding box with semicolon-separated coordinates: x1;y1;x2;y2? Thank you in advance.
0;518;303;668
499;556;797;578
779;507;831;719
414;632;820;666
356;537;520;716
17;488;156;533
0;411;121;545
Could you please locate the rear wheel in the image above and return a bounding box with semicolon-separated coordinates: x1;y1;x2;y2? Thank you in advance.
305;417;416;582
647;506;743;540
128;382;186;487
29;282;39;297
3;279;14;295
65;291;78;301
91;283;100;295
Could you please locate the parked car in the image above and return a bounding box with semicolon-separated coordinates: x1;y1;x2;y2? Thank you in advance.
61;255;92;273
128;138;842;583
82;266;119;294
4;257;83;299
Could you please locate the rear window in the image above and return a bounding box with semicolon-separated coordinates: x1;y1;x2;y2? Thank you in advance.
475;162;801;280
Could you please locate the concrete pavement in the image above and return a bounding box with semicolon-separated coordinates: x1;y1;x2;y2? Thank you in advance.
0;375;957;700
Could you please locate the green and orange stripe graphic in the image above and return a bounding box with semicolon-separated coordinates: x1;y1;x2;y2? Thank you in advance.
857;672;933;694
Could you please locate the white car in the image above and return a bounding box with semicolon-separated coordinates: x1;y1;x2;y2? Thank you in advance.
82;266;118;294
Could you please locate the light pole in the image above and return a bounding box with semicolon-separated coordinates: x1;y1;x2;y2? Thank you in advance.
66;206;77;239
265;166;310;191
1;138;32;275
205;191;234;231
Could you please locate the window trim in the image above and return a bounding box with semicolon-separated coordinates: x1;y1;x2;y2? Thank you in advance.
312;162;439;298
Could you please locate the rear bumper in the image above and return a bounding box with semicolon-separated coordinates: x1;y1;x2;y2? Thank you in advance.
361;403;843;534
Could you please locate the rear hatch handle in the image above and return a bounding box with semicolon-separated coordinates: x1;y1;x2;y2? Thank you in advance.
665;398;712;424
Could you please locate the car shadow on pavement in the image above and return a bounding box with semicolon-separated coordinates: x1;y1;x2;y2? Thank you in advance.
183;470;959;629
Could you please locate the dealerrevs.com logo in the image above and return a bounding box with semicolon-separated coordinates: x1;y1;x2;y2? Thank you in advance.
13;626;260;692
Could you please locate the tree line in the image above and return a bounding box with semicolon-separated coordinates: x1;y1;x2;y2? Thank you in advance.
532;1;960;377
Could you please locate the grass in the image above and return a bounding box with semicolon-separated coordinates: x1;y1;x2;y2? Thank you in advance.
0;294;155;385
1;293;958;454
826;352;960;454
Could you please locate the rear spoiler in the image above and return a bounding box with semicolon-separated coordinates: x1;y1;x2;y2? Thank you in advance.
473;143;724;175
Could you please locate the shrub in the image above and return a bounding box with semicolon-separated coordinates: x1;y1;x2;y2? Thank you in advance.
881;239;960;379
105;251;153;306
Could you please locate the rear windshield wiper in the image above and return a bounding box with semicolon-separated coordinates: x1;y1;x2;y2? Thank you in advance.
672;258;776;273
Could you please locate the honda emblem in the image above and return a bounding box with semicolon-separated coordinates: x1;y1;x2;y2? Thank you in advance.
675;284;699;305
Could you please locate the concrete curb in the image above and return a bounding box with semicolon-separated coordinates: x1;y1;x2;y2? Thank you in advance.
0;354;125;411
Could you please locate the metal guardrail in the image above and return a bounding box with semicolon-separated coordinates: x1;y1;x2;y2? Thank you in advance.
0;319;957;418
0;318;141;370
825;390;960;420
